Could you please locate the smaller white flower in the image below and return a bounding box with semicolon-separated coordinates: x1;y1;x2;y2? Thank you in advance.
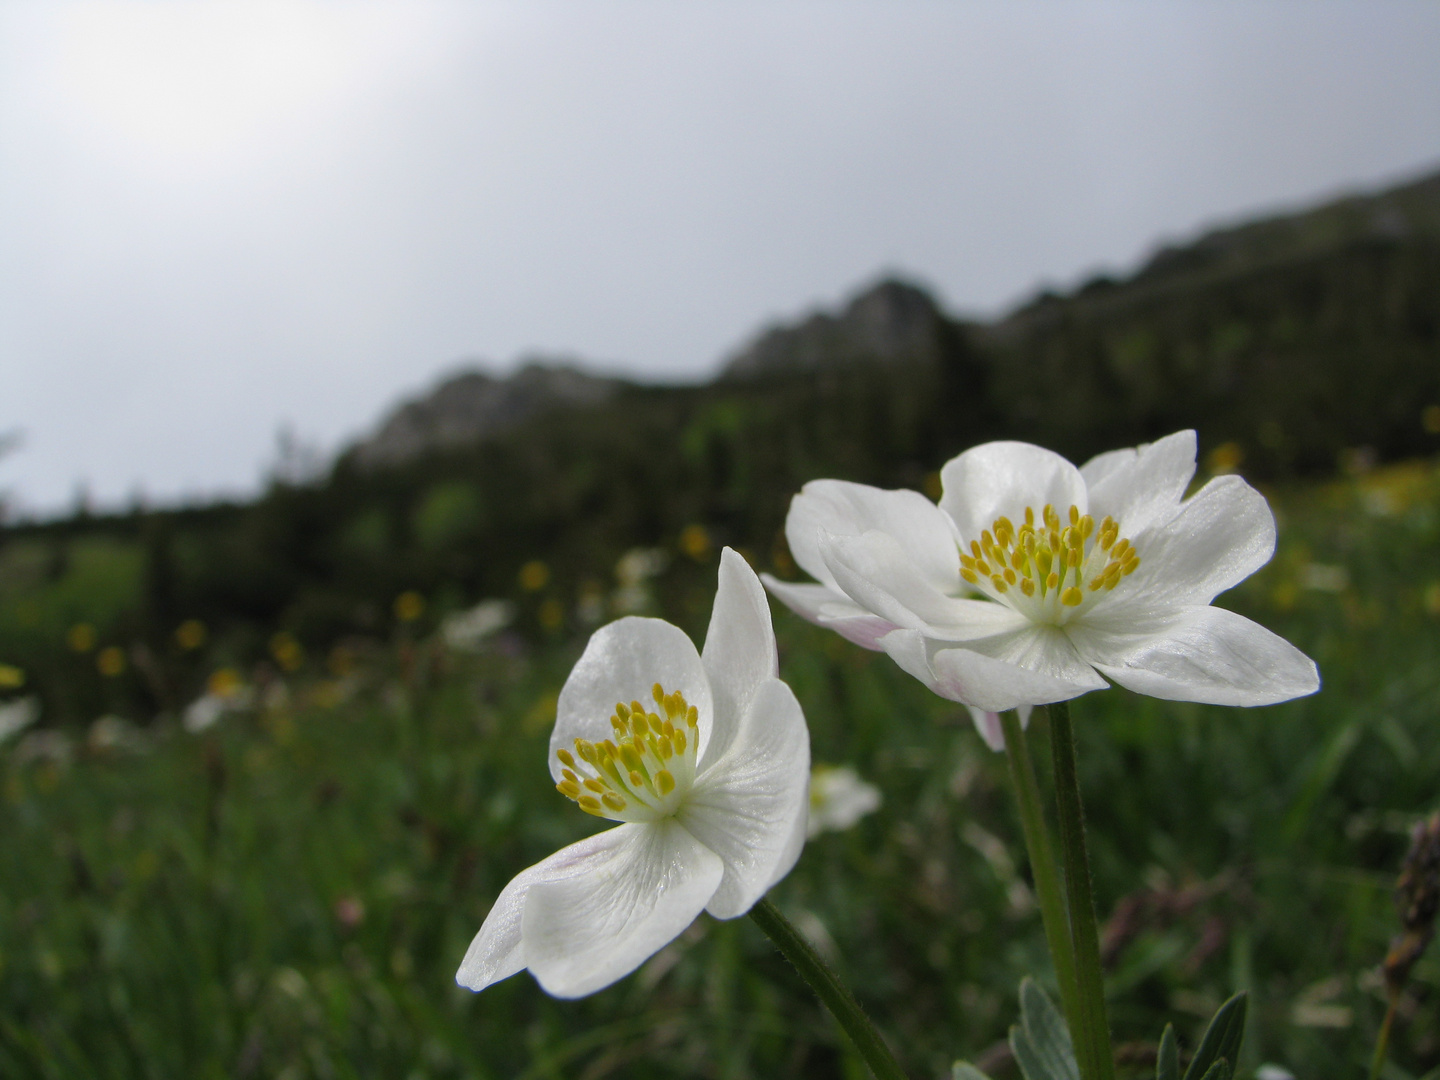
441;599;515;652
457;549;810;998
806;765;882;838
0;696;40;744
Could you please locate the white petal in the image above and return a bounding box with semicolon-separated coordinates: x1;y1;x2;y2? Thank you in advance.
522;820;723;998
760;575;899;651
880;628;1106;712
700;549;778;769
939;441;1087;545
1081;430;1197;538
1122;475;1276;609
1069;605;1320;706
455;828;624;992
551;617;712;783
820;530;1029;641
784;480;960;594
679;678;810;918
966;703;1034;752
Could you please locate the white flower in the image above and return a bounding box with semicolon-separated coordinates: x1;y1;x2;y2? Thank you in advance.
0;696;40;744
441;599;515;652
456;548;810;998
806;765;882;837
763;430;1318;713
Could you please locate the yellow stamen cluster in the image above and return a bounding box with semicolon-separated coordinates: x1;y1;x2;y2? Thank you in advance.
959;503;1139;613
554;683;700;821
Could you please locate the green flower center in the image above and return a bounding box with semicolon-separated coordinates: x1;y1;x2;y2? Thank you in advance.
554;683;700;823
959;503;1139;623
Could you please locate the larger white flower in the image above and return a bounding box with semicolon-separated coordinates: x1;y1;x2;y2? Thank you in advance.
457;548;810;998
762;430;1319;713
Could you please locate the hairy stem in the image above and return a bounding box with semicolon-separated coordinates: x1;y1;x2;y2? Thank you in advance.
1002;709;1082;1037
1048;699;1116;1080
749;897;909;1080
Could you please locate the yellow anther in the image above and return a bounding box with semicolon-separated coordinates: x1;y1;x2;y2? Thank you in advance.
1046;572;1060;591
557;780;581;799
557;748;576;769
1061;587;1083;607
1020;578;1036;596
991;575;1008;593
662;720;675;738
961;569;978;585
631;712;649;736
601;793;627;812
686;706;698;728
577;795;603;813
1024;506;1035;526
673;729;687;754
652;683;665;704
974;560;991;576
1067;505;1078;526
561;767;578;784
620;744;643;772
1111;539;1130;560
602;738;619;758
656;770;676;796
1010;549;1026;570
628;770;644;787
575;739;597;764
1079;514;1094;538
615;701;631;720
981;529;995;549
583;777;606;793
960;553;975;570
970;540;983;559
1003;567;1016;585
647;711;662;729
1089;576;1105;591
1067;548;1081;568
1122;557;1139;576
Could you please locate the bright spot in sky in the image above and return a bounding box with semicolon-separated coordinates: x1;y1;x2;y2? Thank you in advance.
1;2;1438;516
48;4;423;177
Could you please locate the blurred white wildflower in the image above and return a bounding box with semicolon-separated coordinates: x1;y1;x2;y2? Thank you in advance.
0;695;40;744
442;599;515;652
184;669;253;733
807;764;882;838
611;547;669;615
1255;1067;1296;1080
88;715;147;754
14;729;73;767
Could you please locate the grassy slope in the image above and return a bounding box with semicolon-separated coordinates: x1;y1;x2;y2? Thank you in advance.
2;461;1439;1079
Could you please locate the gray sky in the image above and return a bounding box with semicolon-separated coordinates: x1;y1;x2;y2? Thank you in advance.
2;2;1438;516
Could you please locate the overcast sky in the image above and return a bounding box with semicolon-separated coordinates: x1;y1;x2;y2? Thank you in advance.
2;1;1438;516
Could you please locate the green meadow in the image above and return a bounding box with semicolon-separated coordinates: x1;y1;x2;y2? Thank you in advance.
2;460;1437;1079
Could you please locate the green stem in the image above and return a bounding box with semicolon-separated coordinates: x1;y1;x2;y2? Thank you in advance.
1048;699;1116;1080
1001;709;1082;1038
1367;993;1397;1080
749;897;909;1080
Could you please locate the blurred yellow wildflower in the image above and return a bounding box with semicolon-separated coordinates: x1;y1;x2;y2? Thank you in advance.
679;523;711;561
0;664;24;690
518;560;550;591
270;632;304;672
394;591;425;622
208;668;243;698
96;646;126;677
1206;441;1243;474
175;619;207;650
66;623;96;653
538;598;565;631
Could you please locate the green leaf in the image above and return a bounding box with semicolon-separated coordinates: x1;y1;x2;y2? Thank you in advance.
1009;978;1080;1080
952;1064;994;1080
1195;1063;1231;1080
1156;1024;1179;1080
1181;992;1248;1080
